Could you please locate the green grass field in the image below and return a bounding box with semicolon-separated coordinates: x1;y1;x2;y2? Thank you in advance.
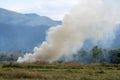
0;62;120;80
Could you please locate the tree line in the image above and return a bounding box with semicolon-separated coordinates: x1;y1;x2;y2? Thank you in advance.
0;46;120;64
76;46;120;64
0;52;22;62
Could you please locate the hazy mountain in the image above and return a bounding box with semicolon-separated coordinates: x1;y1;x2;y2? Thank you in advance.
111;25;120;48
0;8;120;53
0;8;61;52
0;8;61;27
82;25;120;49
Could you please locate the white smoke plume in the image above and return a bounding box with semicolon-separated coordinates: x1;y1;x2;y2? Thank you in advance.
17;0;120;63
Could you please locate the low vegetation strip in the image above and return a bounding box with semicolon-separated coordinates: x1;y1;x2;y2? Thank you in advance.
0;62;120;80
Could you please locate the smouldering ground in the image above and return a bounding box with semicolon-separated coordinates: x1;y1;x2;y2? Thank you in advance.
0;62;120;80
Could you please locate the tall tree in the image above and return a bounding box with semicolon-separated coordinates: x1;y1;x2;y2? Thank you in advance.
92;46;102;63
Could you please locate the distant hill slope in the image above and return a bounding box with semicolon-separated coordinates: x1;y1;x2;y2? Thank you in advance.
0;8;61;52
82;25;120;49
0;8;120;52
0;8;61;27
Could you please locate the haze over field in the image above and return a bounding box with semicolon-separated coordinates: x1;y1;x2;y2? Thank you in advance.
17;0;120;63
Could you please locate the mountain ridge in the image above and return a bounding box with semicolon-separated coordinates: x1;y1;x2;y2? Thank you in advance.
0;8;61;52
0;8;120;53
0;8;61;27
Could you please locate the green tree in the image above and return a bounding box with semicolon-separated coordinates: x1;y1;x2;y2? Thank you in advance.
110;48;120;64
92;46;102;63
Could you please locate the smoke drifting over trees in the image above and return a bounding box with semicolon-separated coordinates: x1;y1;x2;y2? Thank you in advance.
17;0;120;63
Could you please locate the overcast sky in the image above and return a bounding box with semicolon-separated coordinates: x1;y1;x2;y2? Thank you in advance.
0;0;79;20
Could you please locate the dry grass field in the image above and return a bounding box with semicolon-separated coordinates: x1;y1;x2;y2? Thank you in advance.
0;62;120;80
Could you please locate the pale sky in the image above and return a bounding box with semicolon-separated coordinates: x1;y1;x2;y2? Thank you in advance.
0;0;120;20
0;0;79;20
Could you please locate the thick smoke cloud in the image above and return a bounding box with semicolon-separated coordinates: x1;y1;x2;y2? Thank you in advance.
17;0;120;63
